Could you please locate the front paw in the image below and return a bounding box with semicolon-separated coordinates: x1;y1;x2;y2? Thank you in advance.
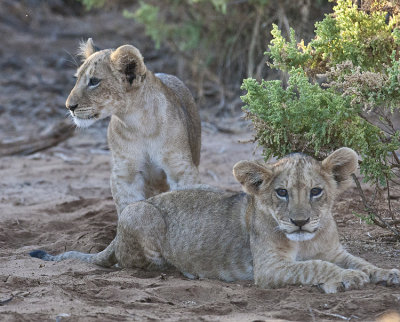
318;270;369;294
370;268;400;286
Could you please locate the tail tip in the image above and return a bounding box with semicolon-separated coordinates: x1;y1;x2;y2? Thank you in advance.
29;249;49;259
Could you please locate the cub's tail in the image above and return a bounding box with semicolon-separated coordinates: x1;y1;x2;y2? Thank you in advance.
29;238;117;268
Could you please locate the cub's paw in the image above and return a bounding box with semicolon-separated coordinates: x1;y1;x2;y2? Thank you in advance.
318;270;369;294
370;268;400;286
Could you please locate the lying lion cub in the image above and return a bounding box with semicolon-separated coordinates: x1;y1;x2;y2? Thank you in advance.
30;148;399;293
66;39;201;215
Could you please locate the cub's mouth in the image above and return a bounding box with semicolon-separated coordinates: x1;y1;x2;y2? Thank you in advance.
72;111;99;120
72;114;99;128
279;217;319;242
77;114;99;120
285;230;316;241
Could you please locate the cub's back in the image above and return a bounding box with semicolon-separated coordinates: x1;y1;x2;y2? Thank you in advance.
155;73;201;166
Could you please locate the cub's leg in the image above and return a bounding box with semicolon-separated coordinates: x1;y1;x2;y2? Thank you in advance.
146;165;170;197
252;254;369;294
115;201;168;270
161;151;199;190
110;156;146;215
326;248;400;286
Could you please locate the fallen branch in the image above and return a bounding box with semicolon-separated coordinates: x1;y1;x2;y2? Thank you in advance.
0;295;13;306
0;120;75;157
312;308;358;321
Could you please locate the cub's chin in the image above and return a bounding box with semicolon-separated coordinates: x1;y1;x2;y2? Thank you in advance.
73;117;97;128
286;231;316;242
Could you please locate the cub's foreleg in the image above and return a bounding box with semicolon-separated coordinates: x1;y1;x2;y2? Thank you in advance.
110;157;146;215
326;247;400;286
252;253;369;294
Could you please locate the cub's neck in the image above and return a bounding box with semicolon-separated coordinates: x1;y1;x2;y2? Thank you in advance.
109;72;167;135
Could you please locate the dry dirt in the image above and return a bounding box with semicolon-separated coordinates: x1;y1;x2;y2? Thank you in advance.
0;2;400;321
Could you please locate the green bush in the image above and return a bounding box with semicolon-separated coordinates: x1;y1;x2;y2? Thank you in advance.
242;0;400;238
80;0;105;10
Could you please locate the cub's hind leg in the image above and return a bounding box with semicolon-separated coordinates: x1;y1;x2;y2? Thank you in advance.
115;201;168;270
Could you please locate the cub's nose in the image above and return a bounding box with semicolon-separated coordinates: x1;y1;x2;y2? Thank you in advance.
67;104;78;112
290;218;310;228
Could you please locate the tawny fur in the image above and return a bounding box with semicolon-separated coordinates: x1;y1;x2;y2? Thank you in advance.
66;39;201;215
30;148;400;293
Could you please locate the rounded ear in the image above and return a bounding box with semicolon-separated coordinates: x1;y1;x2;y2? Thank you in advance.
233;161;272;195
322;147;358;184
78;38;98;61
110;45;147;87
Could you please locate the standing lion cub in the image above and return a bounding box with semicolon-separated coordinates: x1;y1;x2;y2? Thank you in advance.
30;148;399;293
66;39;201;215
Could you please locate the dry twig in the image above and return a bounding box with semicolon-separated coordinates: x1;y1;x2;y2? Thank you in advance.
0;120;74;157
351;174;400;238
311;308;358;321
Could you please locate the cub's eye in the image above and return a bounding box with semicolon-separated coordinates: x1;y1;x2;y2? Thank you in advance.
88;77;101;87
310;187;323;197
275;188;288;198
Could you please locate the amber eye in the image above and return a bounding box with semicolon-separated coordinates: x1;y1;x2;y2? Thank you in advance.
276;188;288;198
310;187;323;197
88;77;101;87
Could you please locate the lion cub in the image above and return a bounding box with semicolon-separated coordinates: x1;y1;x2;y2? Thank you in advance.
66;39;201;215
30;148;399;293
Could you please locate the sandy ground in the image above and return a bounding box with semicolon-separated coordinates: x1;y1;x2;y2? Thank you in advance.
1;1;400;321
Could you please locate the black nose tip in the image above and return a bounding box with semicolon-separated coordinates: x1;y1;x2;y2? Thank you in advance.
290;218;310;228
68;104;78;112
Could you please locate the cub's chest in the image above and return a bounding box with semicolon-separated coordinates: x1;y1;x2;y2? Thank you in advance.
108;112;163;139
109;136;165;161
293;240;326;262
108;126;164;154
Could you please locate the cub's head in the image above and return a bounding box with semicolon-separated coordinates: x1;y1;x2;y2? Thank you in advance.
65;39;147;128
233;148;358;242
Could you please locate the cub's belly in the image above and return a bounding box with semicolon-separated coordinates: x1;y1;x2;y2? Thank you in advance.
162;234;253;282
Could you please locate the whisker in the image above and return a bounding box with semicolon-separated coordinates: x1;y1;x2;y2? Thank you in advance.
63;49;79;68
273;225;282;233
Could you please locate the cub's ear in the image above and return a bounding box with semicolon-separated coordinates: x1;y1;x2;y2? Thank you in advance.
322;147;358;185
110;45;146;87
233;161;272;195
78;38;99;61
